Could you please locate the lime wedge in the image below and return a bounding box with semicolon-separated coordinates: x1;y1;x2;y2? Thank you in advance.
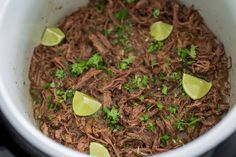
150;21;173;41
182;73;212;100
90;142;110;157
72;91;102;116
41;27;65;46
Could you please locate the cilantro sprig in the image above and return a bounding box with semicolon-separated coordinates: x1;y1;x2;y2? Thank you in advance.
177;45;197;65
71;53;104;76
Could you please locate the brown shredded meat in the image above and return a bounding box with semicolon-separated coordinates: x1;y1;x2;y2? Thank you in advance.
29;0;230;156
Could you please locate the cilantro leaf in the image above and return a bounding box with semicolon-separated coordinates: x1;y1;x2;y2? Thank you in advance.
103;106;120;124
148;41;164;53
140;113;150;122
115;9;129;22
160;134;171;144
87;53;104;69
71;53;104;76
124;75;149;93
148;122;156;132
177;45;197;65
161;85;168;95
152;8;160;18
168;105;178;114
97;0;107;13
55;69;65;79
175;119;186;131
118;56;136;70
157;101;164;110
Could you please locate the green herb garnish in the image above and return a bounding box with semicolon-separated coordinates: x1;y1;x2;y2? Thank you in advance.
175;119;186;131
55;69;65;79
152;9;160;18
188;116;201;127
49;103;57;110
148;122;156;132
103;28;113;36
161;85;168;95
115;9;129;22
124;0;137;3
71;53;104;76
124;75;149;93
118;56;136;70
103;106;120;124
140;113;150;122
168;105;178;114
97;0;107;13
156;101;164;110
148;41;164;53
49;82;56;88
160;134;171;144
139;95;145;102
177;45;197;65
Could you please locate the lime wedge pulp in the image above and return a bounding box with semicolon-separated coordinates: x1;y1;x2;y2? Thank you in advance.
41;27;65;46
182;73;212;100
72;91;102;116
90;142;111;157
150;21;173;41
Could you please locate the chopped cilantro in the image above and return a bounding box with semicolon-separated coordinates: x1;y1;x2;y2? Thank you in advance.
156;101;164;110
177;45;197;65
49;103;57;110
152;9;160;18
47;96;52;103
175;120;186;131
160;134;171;144
142;75;149;87
188;116;201;127
118;56;136;70
71;61;87;76
55;69;65;79
139;95;145;102
56;90;65;96
124;0;137;3
171;72;182;81
71;53;104;76
49;82;56;88
56;89;75;101
103;106;120;124
168;106;178;114
103;28;113;36
148;122;156;132
97;0;107;13
124;75;149;92
115;9;129;22
161;85;168;95
140;113;150;122
148;41;164;53
87;53;104;69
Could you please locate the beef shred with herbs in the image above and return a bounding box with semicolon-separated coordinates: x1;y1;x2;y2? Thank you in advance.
29;0;230;156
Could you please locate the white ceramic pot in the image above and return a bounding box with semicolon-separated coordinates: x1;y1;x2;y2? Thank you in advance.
0;0;236;157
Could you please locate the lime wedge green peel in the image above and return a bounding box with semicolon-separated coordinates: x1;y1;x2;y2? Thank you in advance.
182;73;212;100
72;91;102;116
41;27;65;46
90;142;111;157
150;21;173;41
